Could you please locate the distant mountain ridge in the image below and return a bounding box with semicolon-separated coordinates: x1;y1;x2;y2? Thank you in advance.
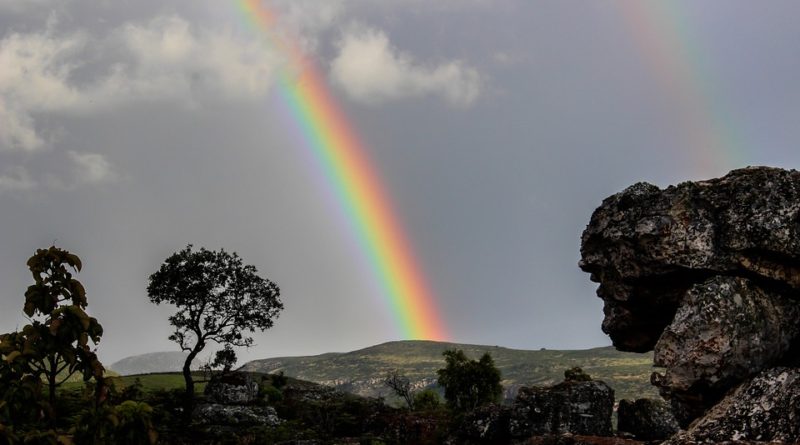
110;351;193;375
241;340;658;402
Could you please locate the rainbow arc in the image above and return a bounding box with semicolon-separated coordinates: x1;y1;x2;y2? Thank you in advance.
239;0;447;340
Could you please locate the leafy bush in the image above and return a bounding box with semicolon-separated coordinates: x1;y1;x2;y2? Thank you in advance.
413;389;442;411
437;349;502;412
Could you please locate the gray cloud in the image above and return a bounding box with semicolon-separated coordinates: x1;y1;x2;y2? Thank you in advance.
0;14;280;153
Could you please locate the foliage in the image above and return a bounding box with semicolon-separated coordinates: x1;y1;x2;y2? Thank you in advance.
0;247;157;444
564;366;592;382
114;401;157;445
412;389;442;411
383;369;414;409
270;371;288;390
436;349;502;412
147;245;282;406
0;247;105;409
211;345;237;374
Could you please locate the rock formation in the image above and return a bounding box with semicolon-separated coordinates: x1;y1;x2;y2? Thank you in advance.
509;374;613;437
580;166;800;441
204;372;260;404
193;372;282;430
457;369;614;443
617;398;679;441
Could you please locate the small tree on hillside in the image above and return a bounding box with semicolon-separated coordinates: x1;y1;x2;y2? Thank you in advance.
436;349;502;412
383;369;414;409
147;245;282;408
211;345;237;375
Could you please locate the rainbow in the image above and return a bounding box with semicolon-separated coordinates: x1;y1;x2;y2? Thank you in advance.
614;2;746;177
238;0;447;340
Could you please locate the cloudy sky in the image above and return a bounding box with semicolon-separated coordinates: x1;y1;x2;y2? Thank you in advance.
2;0;800;365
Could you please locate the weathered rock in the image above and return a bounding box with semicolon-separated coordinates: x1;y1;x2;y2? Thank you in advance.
580;167;800;352
665;367;800;444
616;398;679;441
652;276;800;422
204;372;260;404
509;379;614;437
193;403;281;426
457;403;511;444
579;167;800;422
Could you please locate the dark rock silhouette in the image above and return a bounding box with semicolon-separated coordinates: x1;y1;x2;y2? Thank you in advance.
456;371;614;443
509;379;613;437
617;398;679;441
580;166;800;442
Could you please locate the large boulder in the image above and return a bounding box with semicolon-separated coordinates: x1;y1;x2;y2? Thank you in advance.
652;275;800;422
509;378;614;437
453;372;614;443
193;403;281;426
579;166;800;429
665;368;800;444
204;372;260;405
617;398;679;441
580;167;800;352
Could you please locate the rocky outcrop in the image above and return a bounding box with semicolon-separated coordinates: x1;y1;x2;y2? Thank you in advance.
204;372;260;404
616;398;679;441
652;275;800;422
455;371;614;443
194;371;283;430
580;166;800;441
664;368;800;444
193;404;281;426
509;379;613;437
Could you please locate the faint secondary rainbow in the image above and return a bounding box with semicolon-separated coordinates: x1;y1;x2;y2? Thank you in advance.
238;0;447;340
615;1;747;177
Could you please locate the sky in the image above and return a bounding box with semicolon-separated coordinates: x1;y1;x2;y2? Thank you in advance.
2;0;800;365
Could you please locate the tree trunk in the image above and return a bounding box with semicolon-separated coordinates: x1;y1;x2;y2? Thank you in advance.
183;343;203;422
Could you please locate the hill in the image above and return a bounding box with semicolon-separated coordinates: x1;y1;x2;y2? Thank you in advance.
109;351;194;375
241;340;658;402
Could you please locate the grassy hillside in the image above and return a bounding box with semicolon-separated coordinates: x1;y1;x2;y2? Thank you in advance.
241;340;658;402
109;351;191;375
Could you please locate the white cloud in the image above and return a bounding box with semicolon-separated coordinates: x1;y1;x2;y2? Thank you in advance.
68;150;116;185
0;15;280;152
330;24;482;107
0;31;85;151
104;15;279;104
0;166;36;193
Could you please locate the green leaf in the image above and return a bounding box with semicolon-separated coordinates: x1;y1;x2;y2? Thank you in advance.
65;253;82;272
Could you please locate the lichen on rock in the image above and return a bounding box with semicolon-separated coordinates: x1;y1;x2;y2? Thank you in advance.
579;166;800;441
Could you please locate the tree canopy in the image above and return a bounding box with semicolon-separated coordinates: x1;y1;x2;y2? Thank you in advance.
0;246;105;409
147;245;282;404
436;349;502;412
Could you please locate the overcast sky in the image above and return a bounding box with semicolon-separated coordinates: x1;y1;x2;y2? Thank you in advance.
2;0;800;365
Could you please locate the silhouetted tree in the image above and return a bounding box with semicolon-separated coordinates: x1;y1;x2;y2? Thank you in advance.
436;349;502;412
211;345;237;375
147;245;282;409
383;369;414;409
